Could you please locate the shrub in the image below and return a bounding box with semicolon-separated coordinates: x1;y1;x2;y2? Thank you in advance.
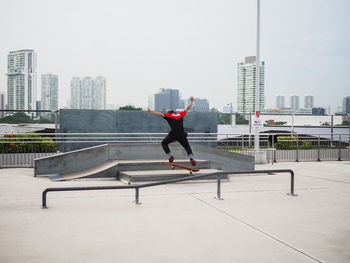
275;135;297;150
301;141;312;149
0;133;58;153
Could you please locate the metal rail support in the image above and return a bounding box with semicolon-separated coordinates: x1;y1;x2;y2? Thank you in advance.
338;135;342;161
296;136;299;162
216;175;223;200
288;169;297;196
41;169;297;208
135;188;140;204
317;136;321;162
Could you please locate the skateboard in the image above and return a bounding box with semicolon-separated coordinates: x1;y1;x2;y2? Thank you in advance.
168;163;200;174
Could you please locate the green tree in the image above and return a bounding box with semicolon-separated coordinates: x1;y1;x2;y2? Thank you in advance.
119;105;142;111
275;121;287;126
0;112;32;123
217;113;230;124
341;120;350;126
0;112;55;124
235;114;249;125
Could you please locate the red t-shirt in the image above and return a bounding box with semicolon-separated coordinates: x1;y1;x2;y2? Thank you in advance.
163;111;187;134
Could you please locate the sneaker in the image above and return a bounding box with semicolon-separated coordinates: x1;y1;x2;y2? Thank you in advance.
169;156;175;163
190;158;197;166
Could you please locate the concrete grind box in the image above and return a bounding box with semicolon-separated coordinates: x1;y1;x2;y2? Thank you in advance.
58;109;217;152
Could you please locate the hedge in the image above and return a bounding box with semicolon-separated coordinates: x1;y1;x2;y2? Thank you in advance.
0;133;58;153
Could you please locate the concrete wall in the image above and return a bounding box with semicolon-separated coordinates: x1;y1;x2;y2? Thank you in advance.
192;144;254;171
58;109;217;151
58;109;217;133
34;143;254;177
34;144;110;176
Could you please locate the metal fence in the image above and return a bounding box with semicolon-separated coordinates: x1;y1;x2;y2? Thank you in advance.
0;132;349;167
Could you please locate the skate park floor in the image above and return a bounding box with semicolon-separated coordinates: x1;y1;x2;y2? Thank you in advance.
0;161;350;263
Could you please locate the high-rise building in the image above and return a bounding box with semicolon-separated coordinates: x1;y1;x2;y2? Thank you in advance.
80;77;93;109
93;76;106;110
0;92;5;118
149;88;179;111
343;96;350;114
237;56;265;115
290;95;300;112
70;76;106;109
41;74;58;118
312;107;326;115
304;94;314;109
153;92;168;112
179;98;185;109
36;100;41;117
168;89;179;110
192;98;210;112
70;77;80;109
276;95;285;109
7;49;37;112
323;105;331;115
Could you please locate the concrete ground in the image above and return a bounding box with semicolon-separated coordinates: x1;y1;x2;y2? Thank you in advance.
0;161;349;263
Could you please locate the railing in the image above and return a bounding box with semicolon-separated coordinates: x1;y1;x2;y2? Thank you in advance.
42;169;296;208
1;132;349;167
228;133;350;162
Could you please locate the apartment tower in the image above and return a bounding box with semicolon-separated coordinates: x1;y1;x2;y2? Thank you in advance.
41;74;58;117
7;49;37;112
237;56;265;115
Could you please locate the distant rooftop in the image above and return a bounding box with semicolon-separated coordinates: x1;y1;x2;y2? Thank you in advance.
245;56;256;63
9;49;34;53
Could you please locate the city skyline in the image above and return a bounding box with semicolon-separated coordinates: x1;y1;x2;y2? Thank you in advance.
0;0;349;112
275;94;316;110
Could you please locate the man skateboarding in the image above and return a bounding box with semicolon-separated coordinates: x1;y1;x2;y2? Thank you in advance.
147;96;197;166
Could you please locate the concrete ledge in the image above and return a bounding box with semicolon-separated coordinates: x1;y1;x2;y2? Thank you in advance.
254;150;268;164
242;150;268;164
120;168;224;184
34;144;110;176
192;144;255;171
108;143;254;171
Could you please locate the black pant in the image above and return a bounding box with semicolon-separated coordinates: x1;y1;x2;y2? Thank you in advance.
161;133;193;156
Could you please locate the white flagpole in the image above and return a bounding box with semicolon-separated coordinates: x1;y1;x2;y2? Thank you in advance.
254;0;261;150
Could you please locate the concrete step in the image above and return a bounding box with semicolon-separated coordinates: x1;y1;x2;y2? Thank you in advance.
117;159;211;172
120;168;227;184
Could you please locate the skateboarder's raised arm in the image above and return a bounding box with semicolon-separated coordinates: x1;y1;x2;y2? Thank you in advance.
147;108;165;118
185;96;194;113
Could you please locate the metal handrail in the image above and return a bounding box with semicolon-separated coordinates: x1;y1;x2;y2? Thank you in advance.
41;169;296;208
2;132;347;141
1;132;348;136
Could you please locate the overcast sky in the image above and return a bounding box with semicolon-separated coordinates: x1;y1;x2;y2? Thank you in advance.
0;0;349;112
